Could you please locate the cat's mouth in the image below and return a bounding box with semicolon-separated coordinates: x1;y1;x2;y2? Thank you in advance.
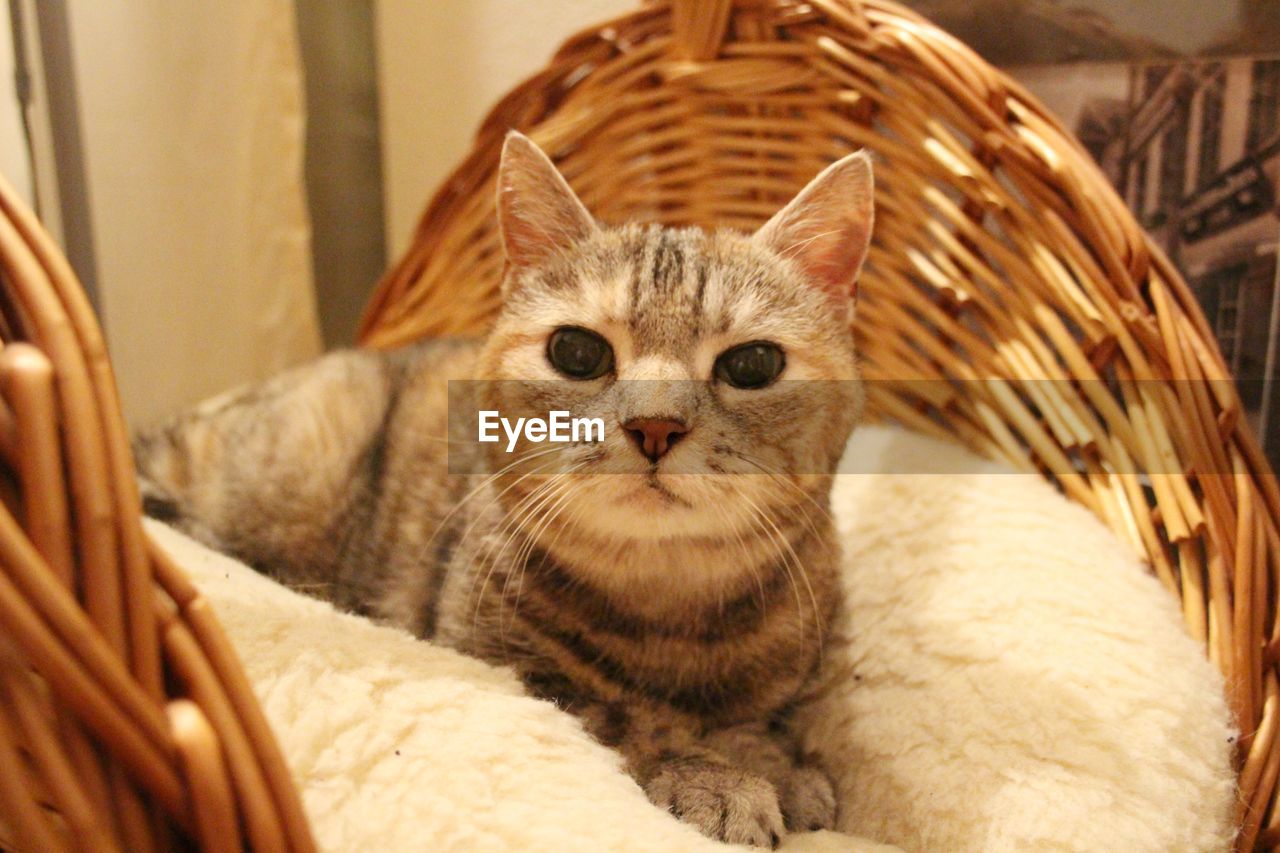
638;471;691;508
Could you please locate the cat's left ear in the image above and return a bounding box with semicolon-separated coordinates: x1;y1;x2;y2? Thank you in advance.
497;131;599;272
753;150;874;303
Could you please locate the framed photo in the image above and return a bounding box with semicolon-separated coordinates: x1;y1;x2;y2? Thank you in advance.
900;1;1280;469
906;1;1279;65
1015;54;1280;469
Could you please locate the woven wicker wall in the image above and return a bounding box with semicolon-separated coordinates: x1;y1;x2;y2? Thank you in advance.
360;1;1280;848
0;170;315;849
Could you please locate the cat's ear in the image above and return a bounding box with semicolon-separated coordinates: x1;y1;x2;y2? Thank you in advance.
753;151;874;303
497;132;599;271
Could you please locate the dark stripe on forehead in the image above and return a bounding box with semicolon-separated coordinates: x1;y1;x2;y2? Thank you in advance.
539;263;576;293
692;257;709;336
628;232;645;317
648;230;665;299
630;227;668;322
651;229;685;299
628;227;707;354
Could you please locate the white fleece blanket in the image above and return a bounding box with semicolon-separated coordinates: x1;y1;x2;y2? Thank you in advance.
148;425;1238;852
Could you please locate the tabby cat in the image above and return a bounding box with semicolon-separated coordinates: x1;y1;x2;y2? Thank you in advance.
135;133;873;846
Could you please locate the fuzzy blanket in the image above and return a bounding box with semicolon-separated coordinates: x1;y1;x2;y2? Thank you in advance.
148;425;1237;851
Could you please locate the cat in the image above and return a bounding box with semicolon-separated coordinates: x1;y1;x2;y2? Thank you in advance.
134;132;873;847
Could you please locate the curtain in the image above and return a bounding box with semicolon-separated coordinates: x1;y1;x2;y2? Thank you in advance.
0;8;31;206
66;0;321;426
375;0;633;258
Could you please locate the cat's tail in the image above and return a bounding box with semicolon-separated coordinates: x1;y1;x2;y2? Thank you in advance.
131;422;221;548
136;469;182;523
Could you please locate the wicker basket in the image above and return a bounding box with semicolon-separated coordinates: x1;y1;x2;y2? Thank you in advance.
361;0;1280;849
3;0;1279;850
0;166;314;851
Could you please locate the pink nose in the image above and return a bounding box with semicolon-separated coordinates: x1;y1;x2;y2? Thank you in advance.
623;418;689;462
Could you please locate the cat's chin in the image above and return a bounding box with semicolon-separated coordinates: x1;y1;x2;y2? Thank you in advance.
557;475;752;542
630;474;694;508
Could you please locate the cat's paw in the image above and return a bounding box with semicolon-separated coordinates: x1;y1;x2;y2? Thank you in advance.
779;764;836;832
645;757;784;847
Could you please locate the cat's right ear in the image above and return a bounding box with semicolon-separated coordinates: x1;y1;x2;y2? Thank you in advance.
497;132;599;273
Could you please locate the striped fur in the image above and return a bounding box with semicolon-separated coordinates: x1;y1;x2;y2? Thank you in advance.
135;134;873;846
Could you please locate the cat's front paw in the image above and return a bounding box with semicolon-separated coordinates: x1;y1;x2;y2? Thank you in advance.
645;757;784;847
779;764;836;832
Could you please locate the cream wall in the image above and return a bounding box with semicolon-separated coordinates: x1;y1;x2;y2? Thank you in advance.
66;0;322;427
0;11;32;206
375;0;633;260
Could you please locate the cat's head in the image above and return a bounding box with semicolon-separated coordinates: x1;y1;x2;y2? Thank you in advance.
475;132;872;543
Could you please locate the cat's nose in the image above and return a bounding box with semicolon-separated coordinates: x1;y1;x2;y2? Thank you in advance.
622;417;689;463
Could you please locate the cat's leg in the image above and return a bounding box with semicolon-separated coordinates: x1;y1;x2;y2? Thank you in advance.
642;748;784;848
566;698;785;847
702;722;837;833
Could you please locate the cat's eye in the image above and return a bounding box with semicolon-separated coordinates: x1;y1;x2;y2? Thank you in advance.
547;327;614;380
714;342;785;389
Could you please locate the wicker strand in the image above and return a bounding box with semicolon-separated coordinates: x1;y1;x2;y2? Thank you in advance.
671;0;732;59
0;167;316;850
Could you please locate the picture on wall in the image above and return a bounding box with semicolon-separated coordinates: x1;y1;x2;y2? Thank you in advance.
906;0;1278;65
1015;53;1280;469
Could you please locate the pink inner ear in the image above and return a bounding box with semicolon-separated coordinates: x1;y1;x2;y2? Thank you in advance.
500;191;568;269
499;177;594;269
755;151;874;306
778;215;871;304
497;133;598;271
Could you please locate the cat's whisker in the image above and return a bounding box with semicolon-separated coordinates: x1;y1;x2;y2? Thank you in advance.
770;516;826;658
724;450;833;522
497;468;582;598
737;488;823;658
413;444;570;573
723;451;834;552
704;491;770;623
448;449;572;594
469;472;567;632
480;466;574;573
721;488;770;616
463;472;557;604
764;490;829;558
472;462;585;636
747;498;807;641
493;475;580;640
501;471;584;639
406;457;567;621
